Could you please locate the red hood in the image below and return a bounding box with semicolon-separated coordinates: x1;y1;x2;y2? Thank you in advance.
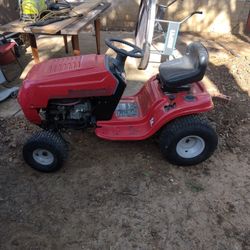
25;54;107;84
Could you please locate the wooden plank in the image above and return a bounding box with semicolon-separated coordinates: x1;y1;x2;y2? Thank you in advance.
61;2;111;35
0;20;32;33
30;16;78;34
30;0;102;34
71;0;102;15
0;1;103;35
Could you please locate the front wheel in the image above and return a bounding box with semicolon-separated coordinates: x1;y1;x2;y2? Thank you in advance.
159;115;218;166
23;131;68;172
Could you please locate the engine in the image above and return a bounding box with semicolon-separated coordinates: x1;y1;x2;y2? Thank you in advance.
43;99;92;129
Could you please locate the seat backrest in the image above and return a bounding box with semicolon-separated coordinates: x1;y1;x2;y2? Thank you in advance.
186;42;208;72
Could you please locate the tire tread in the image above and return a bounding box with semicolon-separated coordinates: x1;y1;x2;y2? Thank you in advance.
159;115;218;166
23;131;68;172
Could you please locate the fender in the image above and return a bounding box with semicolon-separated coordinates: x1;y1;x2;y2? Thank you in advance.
95;77;213;140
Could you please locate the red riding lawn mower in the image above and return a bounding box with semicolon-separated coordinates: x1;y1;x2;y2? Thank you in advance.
18;38;218;172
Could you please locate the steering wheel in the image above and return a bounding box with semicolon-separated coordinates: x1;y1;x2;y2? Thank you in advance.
105;38;143;59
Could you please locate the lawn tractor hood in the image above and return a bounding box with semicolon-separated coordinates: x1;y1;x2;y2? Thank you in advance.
18;54;117;124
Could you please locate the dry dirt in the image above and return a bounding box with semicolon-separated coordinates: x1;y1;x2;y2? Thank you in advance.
0;32;250;250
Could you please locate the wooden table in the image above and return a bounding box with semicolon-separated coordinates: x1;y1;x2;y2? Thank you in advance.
0;1;111;63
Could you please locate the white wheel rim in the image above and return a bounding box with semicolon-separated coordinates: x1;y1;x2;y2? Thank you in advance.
33;149;54;166
176;135;205;159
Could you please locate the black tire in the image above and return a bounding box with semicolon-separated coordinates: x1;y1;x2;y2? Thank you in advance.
159;115;218;166
23;131;68;172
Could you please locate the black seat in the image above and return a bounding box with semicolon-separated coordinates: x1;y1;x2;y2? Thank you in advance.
158;42;208;92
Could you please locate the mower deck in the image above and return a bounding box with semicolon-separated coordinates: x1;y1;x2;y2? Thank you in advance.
95;78;213;140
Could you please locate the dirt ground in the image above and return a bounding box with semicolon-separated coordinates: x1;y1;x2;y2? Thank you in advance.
0;31;250;250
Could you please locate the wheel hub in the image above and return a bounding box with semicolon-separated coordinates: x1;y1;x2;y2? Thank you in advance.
176;135;205;159
33;149;54;165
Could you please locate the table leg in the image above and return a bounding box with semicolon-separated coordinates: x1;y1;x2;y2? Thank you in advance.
28;33;39;64
63;35;68;54
94;18;101;55
246;11;250;33
71;35;80;56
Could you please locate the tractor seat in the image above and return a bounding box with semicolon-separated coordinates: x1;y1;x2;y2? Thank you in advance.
159;42;208;92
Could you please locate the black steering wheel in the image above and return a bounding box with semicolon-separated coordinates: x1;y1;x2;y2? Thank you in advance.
105;38;144;59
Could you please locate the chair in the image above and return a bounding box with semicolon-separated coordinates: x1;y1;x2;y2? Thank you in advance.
0;38;22;82
158;42;209;92
0;34;21;102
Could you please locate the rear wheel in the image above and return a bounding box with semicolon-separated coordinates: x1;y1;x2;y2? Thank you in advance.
23;131;68;172
159;115;218;166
